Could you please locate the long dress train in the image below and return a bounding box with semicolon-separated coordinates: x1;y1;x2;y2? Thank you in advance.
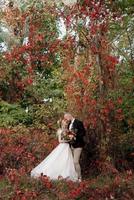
31;129;78;181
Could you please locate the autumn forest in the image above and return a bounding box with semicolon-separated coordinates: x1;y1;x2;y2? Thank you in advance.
0;0;134;199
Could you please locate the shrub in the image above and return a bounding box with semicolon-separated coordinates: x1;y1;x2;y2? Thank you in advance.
0;126;58;175
0;101;33;127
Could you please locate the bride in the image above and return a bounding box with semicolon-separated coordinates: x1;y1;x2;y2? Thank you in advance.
31;119;78;181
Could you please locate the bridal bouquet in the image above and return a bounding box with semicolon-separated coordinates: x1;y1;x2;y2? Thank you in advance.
68;131;76;140
57;118;77;143
63;130;76;142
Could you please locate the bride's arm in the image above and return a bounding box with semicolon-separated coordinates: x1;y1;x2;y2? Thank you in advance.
58;134;65;143
57;128;68;143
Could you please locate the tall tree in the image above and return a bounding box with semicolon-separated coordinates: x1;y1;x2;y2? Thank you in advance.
59;0;123;172
0;1;64;106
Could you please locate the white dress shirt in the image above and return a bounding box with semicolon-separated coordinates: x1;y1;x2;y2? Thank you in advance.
69;118;75;131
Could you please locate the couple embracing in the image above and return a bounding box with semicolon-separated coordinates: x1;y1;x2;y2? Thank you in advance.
31;113;86;182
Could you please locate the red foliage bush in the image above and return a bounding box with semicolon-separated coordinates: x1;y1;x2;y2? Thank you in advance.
0;127;58;175
0;127;134;199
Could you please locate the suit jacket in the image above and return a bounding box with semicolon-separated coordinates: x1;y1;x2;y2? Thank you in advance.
68;119;86;148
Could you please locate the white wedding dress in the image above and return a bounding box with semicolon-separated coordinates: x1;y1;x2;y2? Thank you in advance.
31;129;78;181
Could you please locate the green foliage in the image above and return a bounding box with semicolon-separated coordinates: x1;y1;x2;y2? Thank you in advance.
120;131;134;156
22;66;65;104
110;128;134;171
0;1;62;105
0;101;32;127
29;101;65;131
111;0;134;14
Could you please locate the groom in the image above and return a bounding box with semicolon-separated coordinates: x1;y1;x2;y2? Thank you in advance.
64;113;86;181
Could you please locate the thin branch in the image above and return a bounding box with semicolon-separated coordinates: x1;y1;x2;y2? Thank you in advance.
126;28;134;64
111;43;132;64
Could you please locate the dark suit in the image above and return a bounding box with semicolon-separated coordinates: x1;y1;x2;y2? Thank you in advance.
69;119;86;148
68;118;86;179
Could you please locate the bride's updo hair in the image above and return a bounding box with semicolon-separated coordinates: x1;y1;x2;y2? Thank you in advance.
61;119;69;129
56;118;69;138
57;118;62;128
